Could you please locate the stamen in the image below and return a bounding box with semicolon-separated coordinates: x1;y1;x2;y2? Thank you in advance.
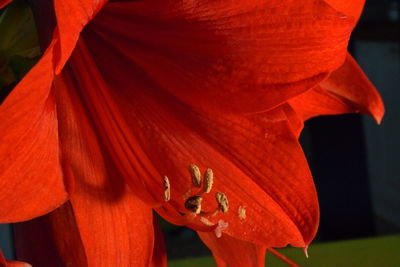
203;168;213;193
238;206;246;220
163;176;170;202
303;246;309;258
216;192;229;213
189;164;202;187
200;217;215;226
185;195;203;214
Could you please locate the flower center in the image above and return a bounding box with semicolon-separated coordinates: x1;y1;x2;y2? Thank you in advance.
163;164;230;238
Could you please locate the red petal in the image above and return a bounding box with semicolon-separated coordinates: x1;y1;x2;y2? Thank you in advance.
0;39;68;223
84;0;355;114
66;31;319;247
58;37;164;206
289;53;385;123
53;0;108;72
288;85;358;121
198;232;266;267
51;64;155;266
324;0;365;21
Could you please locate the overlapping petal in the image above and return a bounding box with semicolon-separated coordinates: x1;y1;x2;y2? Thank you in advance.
0;39;68;223
63;24;321;248
86;0;355;114
52;67;156;266
53;0;108;72
289;54;384;123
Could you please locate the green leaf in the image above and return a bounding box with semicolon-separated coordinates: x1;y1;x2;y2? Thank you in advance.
0;0;39;89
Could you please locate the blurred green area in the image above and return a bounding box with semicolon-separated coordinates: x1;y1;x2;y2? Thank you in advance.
169;235;400;267
0;0;39;98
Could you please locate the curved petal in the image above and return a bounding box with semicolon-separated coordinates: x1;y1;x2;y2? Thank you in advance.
67;31;319;248
320;53;384;123
52;67;155;266
289;53;384;123
288;85;358;121
59;37;164;206
198;232;266;267
0;39;68;223
53;0;108;73
84;0;355;114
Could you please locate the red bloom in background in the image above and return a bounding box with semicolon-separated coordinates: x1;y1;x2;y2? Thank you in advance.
0;0;383;266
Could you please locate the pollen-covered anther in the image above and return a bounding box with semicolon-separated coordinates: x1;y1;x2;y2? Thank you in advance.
216;192;229;213
163;176;170;202
185;195;203;214
200;217;215;226
203;168;213;193
238;206;246;220
189;164;202;187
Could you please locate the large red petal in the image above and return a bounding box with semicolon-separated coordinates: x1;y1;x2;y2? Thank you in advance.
0;39;68;223
198;232;266;267
289;53;384;123
53;0;108;72
288;85;359;121
52;66;155;266
84;0;355;114
65;30;319;248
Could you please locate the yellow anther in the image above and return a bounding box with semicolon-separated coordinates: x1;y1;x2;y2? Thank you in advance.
185;195;203;214
216;192;229;213
203;168;213;193
200;217;214;226
189;164;202;187
238;206;246;220
163;176;170;202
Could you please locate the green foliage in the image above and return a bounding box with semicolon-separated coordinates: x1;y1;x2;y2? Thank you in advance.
169;235;400;267
0;0;39;90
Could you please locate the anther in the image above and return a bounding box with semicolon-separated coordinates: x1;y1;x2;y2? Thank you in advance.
163;176;170;202
216;192;229;213
203;168;213;193
189;164;202;187
200;217;214;226
238;206;246;220
185;195;203;214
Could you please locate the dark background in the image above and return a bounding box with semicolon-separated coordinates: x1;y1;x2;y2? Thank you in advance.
1;0;399;261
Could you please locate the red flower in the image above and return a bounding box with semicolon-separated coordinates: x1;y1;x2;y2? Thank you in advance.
0;0;383;266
